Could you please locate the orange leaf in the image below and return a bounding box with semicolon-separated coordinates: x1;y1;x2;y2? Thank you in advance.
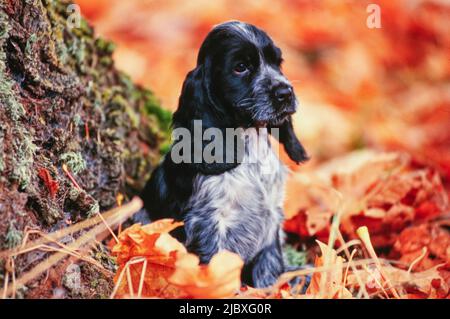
169;250;244;299
284;151;449;247
111;220;187;298
393;223;450;271
111;220;245;299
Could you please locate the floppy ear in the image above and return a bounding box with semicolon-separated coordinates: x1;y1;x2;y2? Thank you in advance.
173;66;205;127
276;116;309;164
173;56;222;126
172;61;240;175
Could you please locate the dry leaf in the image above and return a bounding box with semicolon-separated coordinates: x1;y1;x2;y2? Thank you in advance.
111;220;244;299
111;220;187;298
169;250;244;299
284;150;448;247
305;241;352;299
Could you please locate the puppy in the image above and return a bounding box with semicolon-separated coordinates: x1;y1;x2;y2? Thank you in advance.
141;21;308;288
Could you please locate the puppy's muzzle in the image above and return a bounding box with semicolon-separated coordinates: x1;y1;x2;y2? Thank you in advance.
272;83;296;115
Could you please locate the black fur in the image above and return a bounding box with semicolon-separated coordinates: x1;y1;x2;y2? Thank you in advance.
140;21;308;287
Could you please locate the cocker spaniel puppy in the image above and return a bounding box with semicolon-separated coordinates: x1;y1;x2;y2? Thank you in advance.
141;21;308;288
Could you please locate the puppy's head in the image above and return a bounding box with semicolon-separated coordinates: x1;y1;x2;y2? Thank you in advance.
178;21;297;128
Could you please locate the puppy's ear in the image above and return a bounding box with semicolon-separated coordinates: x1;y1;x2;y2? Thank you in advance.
173;66;205;127
201;57;219;113
173;57;220;127
276;116;309;164
172;61;239;175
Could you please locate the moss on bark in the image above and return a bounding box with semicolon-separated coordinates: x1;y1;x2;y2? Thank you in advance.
0;0;170;297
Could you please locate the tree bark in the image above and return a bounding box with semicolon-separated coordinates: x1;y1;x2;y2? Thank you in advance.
0;0;169;297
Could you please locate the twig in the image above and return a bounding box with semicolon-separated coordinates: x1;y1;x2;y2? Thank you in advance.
138;259;148;298
342;249;356;293
126;267;134;298
0;198;143;298
96;210;119;244
407;247;428;274
0;197;142;259
357;226;401;299
2;271;9;299
62;164;82;190
336;230;369;298
85;122;90;141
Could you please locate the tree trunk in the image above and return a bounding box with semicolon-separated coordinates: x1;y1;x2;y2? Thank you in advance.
0;0;170;298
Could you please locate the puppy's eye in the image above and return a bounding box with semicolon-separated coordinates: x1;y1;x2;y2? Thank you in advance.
233;62;249;74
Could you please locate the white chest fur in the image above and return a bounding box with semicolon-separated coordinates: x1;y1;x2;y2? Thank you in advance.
184;128;287;262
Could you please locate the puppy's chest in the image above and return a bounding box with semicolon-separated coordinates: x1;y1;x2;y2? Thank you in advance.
185;129;287;259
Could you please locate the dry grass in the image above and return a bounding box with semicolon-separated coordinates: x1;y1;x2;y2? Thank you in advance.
0;197;143;298
1;194;446;299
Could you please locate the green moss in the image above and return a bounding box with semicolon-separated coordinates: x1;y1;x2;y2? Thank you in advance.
0;11;37;189
53;22;69;64
142;90;172;132
70;17;93;37
92;244;117;271
46;206;63;225
139;89;172;155
118;72;135;93
73;114;83;126
60;151;87;174
116;74;172;152
0;14;25;121
68;37;87;69
283;244;307;267
25;33;38;56
80;262;114;299
1;0;170;235
159;141;171;156
111;94;140;129
99;56;113;67
86;200;99;218
11;131;37;189
44;0;94;74
95;38;116;55
5;221;23;249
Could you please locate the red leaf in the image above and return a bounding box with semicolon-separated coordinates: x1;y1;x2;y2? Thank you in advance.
38;168;59;199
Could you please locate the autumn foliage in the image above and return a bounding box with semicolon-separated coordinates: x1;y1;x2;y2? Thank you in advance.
110;220;244;298
284;151;448;247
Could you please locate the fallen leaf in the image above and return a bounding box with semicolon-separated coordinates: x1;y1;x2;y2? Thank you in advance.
284;150;449;247
305;241;352;299
111;220;244;299
38;167;59;199
393;223;450;271
111;220;187;298
169;250;244;299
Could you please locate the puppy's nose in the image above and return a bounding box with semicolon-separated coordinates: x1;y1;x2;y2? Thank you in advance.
274;85;293;103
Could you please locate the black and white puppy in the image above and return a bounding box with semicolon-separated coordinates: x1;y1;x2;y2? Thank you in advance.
141;21;308;288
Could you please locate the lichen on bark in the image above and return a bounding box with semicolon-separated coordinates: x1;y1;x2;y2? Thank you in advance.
0;0;170;297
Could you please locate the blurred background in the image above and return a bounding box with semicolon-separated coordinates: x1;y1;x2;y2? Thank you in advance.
76;0;450;188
